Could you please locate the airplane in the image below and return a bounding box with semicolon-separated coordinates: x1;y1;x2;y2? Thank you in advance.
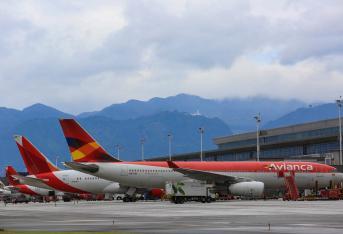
13;135;127;196
0;178;32;204
5;166;54;196
60;119;343;200
0;181;11;195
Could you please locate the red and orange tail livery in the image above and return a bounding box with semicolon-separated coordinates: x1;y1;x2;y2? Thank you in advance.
59;119;120;162
14;135;59;175
5;166;20;186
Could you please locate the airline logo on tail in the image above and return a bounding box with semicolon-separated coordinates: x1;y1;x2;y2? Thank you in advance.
71;141;101;161
59;119;120;162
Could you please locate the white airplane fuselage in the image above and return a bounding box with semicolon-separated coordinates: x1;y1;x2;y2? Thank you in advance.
87;162;343;190
29;170;126;194
5;184;54;196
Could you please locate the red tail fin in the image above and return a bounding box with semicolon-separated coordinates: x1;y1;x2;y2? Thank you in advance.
5;166;20;186
14;135;59;175
59;119;120;162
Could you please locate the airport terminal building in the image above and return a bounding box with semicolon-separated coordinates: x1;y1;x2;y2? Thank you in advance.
149;118;342;165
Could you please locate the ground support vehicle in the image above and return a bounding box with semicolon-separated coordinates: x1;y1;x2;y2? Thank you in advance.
166;180;215;204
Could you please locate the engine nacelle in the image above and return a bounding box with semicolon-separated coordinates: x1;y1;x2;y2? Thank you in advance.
229;181;264;197
0;188;11;195
103;182;121;193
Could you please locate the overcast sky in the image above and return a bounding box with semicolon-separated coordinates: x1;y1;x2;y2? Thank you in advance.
1;0;343;114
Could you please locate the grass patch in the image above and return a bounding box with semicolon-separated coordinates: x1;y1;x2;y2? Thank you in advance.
0;232;130;234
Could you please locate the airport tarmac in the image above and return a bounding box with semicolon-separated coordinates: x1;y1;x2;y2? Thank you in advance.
1;200;343;234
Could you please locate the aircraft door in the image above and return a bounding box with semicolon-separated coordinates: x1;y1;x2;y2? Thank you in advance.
62;175;70;184
120;165;128;176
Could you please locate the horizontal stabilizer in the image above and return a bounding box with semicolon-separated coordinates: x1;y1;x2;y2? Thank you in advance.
12;175;53;190
64;162;99;173
4;185;19;192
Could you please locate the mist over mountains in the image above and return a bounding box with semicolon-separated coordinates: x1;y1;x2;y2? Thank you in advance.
79;94;305;133
264;103;341;128
1;93;338;173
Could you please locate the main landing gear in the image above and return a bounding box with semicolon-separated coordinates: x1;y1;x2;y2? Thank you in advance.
123;195;137;202
123;187;137;202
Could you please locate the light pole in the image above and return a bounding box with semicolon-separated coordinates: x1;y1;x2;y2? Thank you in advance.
254;113;261;162
55;156;59;168
168;133;172;161
115;144;122;160
199;127;204;161
336;97;343;165
140;137;145;161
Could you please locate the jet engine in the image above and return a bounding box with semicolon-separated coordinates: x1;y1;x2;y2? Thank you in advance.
103;183;122;193
0;188;11;195
229;181;264;197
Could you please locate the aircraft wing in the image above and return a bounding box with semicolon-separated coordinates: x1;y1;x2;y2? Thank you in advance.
12;175;53;190
167;161;251;184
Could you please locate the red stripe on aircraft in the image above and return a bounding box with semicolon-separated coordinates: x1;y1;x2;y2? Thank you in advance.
16;185;39;196
35;172;89;194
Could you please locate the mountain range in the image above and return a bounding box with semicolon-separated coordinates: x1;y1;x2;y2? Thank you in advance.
0;96;234;171
1;93;339;173
264;103;341;128
79;94;305;132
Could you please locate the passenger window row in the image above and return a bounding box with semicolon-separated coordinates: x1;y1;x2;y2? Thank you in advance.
129;169;172;173
74;177;100;180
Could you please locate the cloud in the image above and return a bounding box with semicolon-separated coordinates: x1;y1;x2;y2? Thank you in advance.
0;0;343;113
182;55;343;102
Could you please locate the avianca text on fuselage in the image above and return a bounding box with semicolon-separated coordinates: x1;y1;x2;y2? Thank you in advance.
267;163;313;172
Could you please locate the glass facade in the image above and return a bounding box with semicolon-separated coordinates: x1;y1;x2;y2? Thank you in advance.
306;142;338;155
168;121;341;162
212;126;340;161
262;127;338;145
218;127;338;150
218;139;256;149
216;152;252;161
261;146;303;158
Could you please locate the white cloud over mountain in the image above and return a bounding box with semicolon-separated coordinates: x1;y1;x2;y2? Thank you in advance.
1;0;343;113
